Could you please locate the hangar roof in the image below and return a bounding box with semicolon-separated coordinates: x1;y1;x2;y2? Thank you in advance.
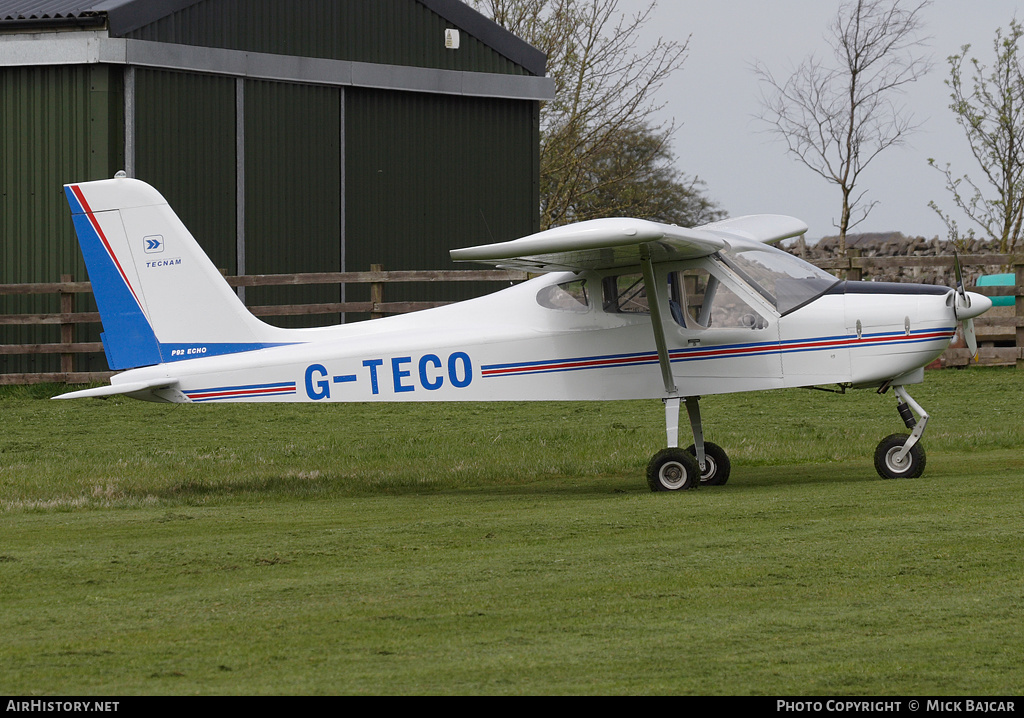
0;0;546;76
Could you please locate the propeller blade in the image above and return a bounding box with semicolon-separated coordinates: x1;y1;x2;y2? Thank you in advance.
952;252;981;360
964;318;978;359
953;250;971;312
954;250;962;299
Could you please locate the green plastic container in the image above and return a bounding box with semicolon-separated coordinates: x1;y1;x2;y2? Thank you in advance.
976;273;1014;307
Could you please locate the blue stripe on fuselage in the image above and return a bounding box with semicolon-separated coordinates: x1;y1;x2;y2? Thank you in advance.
480;328;956;378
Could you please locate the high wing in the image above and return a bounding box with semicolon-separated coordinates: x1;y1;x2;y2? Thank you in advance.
450;215;808;272
697;214;809;245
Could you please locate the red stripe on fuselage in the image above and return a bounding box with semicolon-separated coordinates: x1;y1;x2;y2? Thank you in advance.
185;387;296;400
481;353;657;376
481;329;955;377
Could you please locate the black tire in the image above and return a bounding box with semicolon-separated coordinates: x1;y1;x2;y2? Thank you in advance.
874;433;926;479
685;442;731;486
646;448;700;492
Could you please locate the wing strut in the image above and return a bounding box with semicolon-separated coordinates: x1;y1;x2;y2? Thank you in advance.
639;246;677;396
640;246;695;457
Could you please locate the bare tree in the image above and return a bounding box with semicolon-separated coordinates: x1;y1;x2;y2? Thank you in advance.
928;20;1024;254
474;0;723;228
754;0;931;254
572;123;725;226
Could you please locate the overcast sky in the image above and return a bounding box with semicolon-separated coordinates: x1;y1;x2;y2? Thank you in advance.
619;0;1022;240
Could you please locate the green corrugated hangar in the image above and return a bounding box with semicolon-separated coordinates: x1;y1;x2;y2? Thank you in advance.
0;0;551;374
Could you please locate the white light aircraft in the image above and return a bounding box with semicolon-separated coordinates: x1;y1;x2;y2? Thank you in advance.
56;176;992;491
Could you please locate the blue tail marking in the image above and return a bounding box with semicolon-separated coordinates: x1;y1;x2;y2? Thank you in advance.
66;186;162;370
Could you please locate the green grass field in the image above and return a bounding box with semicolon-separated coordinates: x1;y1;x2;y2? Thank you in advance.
1;367;1022;695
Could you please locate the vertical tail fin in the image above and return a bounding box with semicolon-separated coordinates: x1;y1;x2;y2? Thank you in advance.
65;177;297;370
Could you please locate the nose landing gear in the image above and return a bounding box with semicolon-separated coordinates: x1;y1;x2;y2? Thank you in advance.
874;385;928;479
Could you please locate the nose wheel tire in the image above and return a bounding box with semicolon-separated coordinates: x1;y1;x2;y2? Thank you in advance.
685;442;731;486
647;448;700;492
874;433;926;479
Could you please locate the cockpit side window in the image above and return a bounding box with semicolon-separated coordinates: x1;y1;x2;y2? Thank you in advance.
670;267;769;330
537;279;589;312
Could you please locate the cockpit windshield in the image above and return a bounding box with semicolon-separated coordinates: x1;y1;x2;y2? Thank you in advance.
717;243;839;315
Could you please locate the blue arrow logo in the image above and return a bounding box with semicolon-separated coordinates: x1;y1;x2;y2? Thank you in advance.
143;235;164;254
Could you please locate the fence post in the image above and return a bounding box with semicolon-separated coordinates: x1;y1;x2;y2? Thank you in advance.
1016;261;1024;369
59;274;74;376
846;248;862;282
370;263;384;320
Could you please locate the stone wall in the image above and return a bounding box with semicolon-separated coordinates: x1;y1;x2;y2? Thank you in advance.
786;232;1004;286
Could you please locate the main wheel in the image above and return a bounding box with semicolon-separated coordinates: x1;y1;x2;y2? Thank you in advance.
685;442;731;486
874;433;926;479
646;448;700;492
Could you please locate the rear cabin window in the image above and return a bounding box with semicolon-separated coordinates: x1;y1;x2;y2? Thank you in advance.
537;279;589;312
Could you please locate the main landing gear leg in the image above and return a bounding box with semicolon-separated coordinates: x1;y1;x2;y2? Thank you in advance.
646;396;732;491
683;396;731;486
873;385;928;479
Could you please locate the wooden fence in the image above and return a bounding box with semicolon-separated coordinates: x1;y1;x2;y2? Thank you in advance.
2;256;1022;385
0;266;527;385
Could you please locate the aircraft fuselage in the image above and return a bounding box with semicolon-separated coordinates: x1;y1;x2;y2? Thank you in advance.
110;259;960;405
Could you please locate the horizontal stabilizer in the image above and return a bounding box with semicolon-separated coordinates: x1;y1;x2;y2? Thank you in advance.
53;377;182;402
